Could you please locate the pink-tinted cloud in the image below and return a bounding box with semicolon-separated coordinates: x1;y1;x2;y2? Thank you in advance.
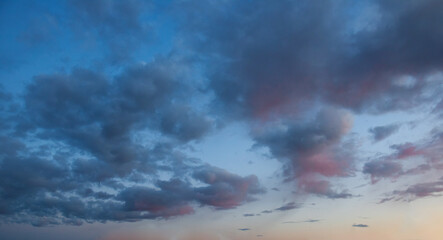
364;131;443;183
254;108;355;198
380;177;443;203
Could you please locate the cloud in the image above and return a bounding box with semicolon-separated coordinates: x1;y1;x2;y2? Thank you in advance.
352;224;369;228
0;140;264;224
3;0;443;228
177;0;443;118
69;0;153;63
18;14;60;47
243;213;255;217
369;124;400;142
0;58;263;225
238;228;250;231
299;180;353;199
380;177;443;203
175;0;443;196
363;160;403;183
192;165;265;209
274;202;300;211
254;108;355;196
284;219;321;224
364;131;443;183
23;57;210;166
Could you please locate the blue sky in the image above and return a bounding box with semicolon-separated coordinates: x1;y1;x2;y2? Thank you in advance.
1;1;443;240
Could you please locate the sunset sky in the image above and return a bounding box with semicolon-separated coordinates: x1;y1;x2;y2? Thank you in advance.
1;0;443;239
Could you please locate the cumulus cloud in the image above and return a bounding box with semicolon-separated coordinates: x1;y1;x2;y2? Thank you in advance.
192;165;265;209
0;57;263;225
174;0;443;197
177;0;443;118
23;57;210;166
254;108;355;197
3;0;443;228
0;138;264;224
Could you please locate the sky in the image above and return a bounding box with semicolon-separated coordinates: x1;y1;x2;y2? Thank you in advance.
1;0;443;239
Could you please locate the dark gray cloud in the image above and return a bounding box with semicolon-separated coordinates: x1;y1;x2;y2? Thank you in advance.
177;0;443;118
172;0;443;203
253;108;355;196
305;219;320;223
369;124;400;142
192;165;265;209
160;105;212;142
3;0;443;228
243;213;255;217
352;224;369;228
0;57;264;225
238;228;250;231
274;202;300;211
0;138;264;224
284;219;321;224
23;57;209;167
363;160;403;183
174;0;443;200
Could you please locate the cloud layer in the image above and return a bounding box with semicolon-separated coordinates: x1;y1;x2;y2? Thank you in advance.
0;58;263;225
2;0;443;228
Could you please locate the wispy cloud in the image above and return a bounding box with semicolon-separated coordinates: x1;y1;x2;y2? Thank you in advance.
352;224;369;228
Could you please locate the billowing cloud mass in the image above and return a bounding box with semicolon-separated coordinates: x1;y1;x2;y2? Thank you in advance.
254;108;355;198
2;0;443;232
174;0;443;200
0;57;263;225
177;0;443;118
